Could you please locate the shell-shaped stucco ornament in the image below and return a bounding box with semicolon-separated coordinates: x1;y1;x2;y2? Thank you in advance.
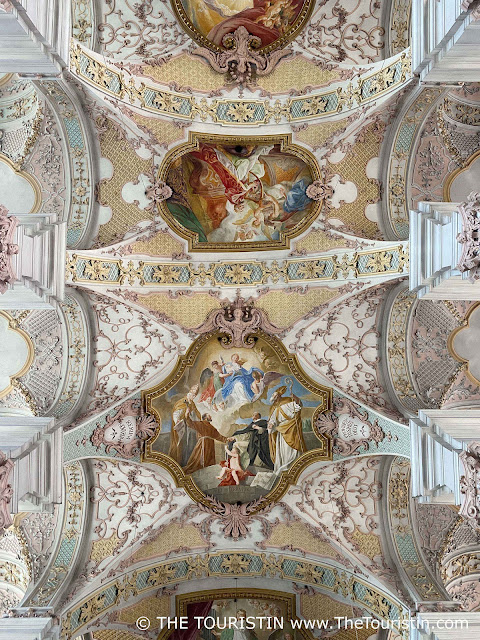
91;400;157;458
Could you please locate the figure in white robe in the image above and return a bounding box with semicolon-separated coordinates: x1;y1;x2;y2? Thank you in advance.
267;386;305;475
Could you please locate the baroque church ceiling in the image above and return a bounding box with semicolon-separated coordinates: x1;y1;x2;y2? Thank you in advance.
1;1;480;640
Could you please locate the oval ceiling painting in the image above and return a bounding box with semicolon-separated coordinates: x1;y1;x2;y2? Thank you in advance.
171;0;315;53
159;132;323;251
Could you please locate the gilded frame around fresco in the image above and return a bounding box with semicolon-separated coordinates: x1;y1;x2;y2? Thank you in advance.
447;301;480;385
0;310;35;399
0;153;42;213
157;131;324;252
443;148;480;202
157;588;313;640
142;329;332;511
170;0;316;55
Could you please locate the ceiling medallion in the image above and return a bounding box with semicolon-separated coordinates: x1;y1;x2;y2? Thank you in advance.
157;131;325;252
142;300;332;511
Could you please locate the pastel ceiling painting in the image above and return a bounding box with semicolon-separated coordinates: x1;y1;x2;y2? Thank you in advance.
174;0;312;51
163;136;320;250
143;333;331;504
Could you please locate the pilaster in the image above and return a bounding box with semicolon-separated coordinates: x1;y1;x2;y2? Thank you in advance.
410;199;480;299
410;409;480;505
0;416;63;514
0;213;66;309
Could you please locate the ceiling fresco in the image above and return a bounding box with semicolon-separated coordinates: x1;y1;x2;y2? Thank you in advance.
142;329;331;505
172;0;314;53
2;1;480;639
160;133;322;251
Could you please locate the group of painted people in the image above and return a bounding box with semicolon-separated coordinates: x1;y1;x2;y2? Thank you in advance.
169;384;306;486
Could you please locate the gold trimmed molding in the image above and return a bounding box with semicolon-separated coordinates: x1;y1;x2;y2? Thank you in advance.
0;74;13;88
0;153;42;213
443;149;480;202
170;0;315;55
70;42;412;126
160;588;312;640
0;311;35;399
447;302;480;385
65;244;409;287
60;551;409;639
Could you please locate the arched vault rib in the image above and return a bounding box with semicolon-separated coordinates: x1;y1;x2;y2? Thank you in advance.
50;455;426;622
59;550;410;639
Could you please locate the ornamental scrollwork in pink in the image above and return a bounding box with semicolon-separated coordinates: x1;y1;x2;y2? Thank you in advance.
0;451;14;534
460;442;480;525
91;399;157;458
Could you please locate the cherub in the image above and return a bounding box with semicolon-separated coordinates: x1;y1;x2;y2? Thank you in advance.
216;444;253;486
251;370;264;395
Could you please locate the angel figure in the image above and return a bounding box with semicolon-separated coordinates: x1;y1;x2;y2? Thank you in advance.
217;444;254;486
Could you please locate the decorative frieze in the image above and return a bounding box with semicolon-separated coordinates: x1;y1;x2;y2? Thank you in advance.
70;41;412;126
65;243;409;288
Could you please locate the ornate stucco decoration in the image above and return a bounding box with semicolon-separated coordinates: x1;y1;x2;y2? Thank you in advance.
456;192;480;281
463;0;480;20
460;443;480;525
142;301;332;513
91;399;157;458
0;205;18;294
70;42;412;126
192;26;293;85
449;302;480;386
193;297;284;347
315;397;386;456
144;177;172;213
0;452;13;535
65;243;408;287
0;155;42;214
61;550;409;639
171;0;315;58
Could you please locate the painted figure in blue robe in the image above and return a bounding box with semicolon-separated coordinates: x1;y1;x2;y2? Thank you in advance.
211;354;264;410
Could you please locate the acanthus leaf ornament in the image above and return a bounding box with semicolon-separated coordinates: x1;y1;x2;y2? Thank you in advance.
460;442;480;524
314;396;386;456
306;179;334;205
192;26;293;85
144;168;173;214
0;451;14;534
193;297;284;348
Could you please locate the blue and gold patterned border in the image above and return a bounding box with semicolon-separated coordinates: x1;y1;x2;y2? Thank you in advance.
70;43;412;126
